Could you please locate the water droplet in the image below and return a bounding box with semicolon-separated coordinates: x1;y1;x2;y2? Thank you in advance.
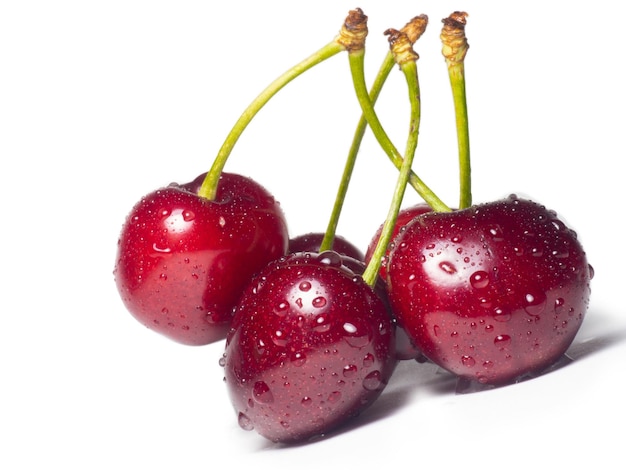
238;412;254;431
363;370;383;391
218;216;226;228
343;364;358;378
318;251;343;267
524;291;547;316
182;210;195;222
218;354;226;367
439;261;457;275
493;307;512;322
451;235;463;243
461;355;476;367
252;381;274;404
312;296;327;308
272;330;288;347
488;225;504;241
161;307;169;315
362;353;375;368
152;243;171;253
433;325;441;337
343;322;372;348
301;396;312;407
327;391;342;403
299;281;312;292
313;313;331;333
554;297;565;314
274;301;290;317
291;351;307;367
469;271;489;289
494;334;511;347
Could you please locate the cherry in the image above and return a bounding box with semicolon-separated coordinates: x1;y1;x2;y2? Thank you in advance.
365;203;434;281
289;232;364;261
114;172;288;345
386;195;593;385
222;250;397;443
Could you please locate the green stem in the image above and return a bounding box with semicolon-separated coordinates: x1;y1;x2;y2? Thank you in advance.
441;11;471;209
347;48;450;213
198;40;345;200
449;63;471;209
319;53;396;252
362;41;422;286
319;14;431;253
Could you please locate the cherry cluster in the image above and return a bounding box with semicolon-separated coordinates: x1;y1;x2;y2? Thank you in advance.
114;9;593;444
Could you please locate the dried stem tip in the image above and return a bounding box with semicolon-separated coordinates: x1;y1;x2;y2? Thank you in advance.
401;14;429;45
441;11;469;64
385;28;419;65
337;8;369;52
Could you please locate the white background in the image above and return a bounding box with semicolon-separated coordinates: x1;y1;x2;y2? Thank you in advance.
2;1;624;468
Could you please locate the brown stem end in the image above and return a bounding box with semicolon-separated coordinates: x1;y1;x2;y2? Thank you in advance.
441;11;469;64
385;28;419;65
337;8;369;52
401;14;429;45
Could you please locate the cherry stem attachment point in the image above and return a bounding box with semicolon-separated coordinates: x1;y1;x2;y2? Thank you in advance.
441;11;472;209
362;29;422;286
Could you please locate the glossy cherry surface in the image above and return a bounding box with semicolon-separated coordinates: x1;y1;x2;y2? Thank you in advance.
365;203;433;282
114;172;289;345
289;232;364;261
387;195;593;385
222;250;397;443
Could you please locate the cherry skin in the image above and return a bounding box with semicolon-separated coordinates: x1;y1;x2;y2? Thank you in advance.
364;203;435;361
365;203;434;282
289;232;364;261
387;195;593;385
114;172;289;345
222;250;397;443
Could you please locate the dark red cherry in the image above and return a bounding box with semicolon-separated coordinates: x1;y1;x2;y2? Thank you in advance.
365;203;433;282
387;195;593;385
222;250;397;443
289;232;364;261
114;172;289;345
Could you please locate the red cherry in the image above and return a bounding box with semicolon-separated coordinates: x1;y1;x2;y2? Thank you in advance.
365;203;434;282
289;232;364;261
222;250;397;443
114;172;289;345
387;195;593;385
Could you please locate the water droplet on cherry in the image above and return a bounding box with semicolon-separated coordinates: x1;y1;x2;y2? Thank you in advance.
439;261;457;275
343;364;358;378
494;334;511;347
252;381;274;404
318;251;343;267
238;412;254;431
461;355;476;367
469;270;489;289
524;291;547;316
363;370;383;391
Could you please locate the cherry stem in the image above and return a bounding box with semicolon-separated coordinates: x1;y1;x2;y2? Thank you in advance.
441;12;472;209
362;29;422;286
346;32;450;213
319;15;430;253
196;11;368;201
